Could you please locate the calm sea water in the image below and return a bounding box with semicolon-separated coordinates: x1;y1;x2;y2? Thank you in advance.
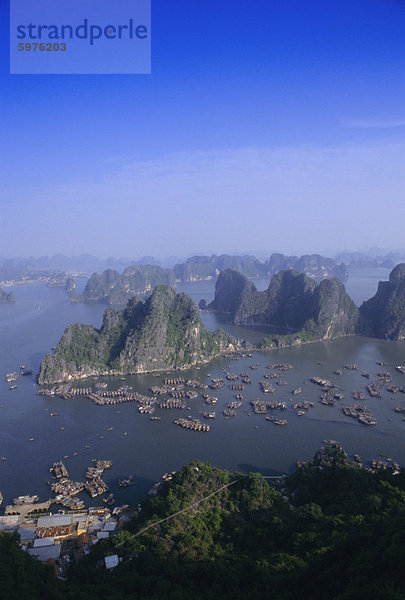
1;267;404;510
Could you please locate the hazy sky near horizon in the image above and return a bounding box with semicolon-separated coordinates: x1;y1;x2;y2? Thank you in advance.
1;0;404;258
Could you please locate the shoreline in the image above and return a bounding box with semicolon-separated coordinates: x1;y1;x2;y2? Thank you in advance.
38;331;401;386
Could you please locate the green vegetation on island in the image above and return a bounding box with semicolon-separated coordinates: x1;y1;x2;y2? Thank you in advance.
2;445;405;599
72;264;175;306
39;285;244;384
359;262;405;340
207;264;405;345
208;268;359;347
39;264;405;385
0;531;61;600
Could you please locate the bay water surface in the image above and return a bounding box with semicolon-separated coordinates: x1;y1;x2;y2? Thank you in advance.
1;267;404;510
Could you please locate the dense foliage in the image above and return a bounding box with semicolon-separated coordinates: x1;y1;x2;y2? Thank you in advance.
2;448;404;599
0;531;61;600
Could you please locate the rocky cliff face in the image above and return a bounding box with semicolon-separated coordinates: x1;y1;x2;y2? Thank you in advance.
38;285;244;384
208;269;265;323
263;270;317;330
359;263;405;340
72;265;175;306
207;268;358;343
310;278;359;339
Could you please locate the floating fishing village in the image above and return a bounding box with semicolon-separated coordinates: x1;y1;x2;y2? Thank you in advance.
1;354;405;573
25;357;405;437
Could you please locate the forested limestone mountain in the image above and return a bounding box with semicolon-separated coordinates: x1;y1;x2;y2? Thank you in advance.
39;285;243;384
2;446;405;600
208;268;358;346
359;263;405;340
72;265;175;306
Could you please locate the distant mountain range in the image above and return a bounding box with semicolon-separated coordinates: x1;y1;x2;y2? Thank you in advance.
335;250;405;269
69;254;348;307
0;254;162;281
0;252;348;285
3;250;405;285
173;253;348;282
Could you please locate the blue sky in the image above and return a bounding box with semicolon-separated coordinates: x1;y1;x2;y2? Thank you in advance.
1;0;404;259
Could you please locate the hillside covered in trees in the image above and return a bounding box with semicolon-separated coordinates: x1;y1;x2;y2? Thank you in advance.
207;268;359;347
2;445;405;599
39;285;242;384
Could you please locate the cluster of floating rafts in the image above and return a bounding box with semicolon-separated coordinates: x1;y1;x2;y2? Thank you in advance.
293;401;313;414
174;417;210;432
250;399;287;414
83;460;111;497
138;404;155;414
49;461;69;479
225;373;239;381
5;372;18;383
158;399;186;409
203;394;218;405
260;381;275;393
209;378;224;390
169;390;198;399
311;376;332;387
342;405;377;426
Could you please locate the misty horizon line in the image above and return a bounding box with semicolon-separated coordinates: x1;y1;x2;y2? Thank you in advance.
2;247;405;264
